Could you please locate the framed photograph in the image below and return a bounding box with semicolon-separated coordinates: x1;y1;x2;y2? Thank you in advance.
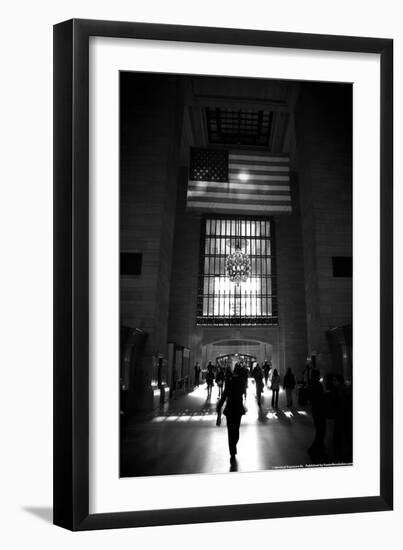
53;19;393;530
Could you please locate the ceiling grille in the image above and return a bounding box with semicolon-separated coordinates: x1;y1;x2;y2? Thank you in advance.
206;107;273;146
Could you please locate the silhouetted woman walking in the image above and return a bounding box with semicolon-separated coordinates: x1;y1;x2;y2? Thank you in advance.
216;364;246;463
216;367;225;398
308;369;327;460
283;367;296;408
252;362;264;406
206;369;215;399
271;369;281;409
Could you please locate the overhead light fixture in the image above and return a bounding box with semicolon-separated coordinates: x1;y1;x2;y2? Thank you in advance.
226;247;251;285
225;218;251;285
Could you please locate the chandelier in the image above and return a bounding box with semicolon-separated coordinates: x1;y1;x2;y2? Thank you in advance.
226;218;251;285
226;246;251;285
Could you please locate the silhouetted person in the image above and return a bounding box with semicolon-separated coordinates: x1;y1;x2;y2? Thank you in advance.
206;361;214;374
216;364;246;463
239;362;249;398
304;359;313;385
224;365;233;387
194;362;201;388
283;367;296;408
329;374;353;462
206;369;215;399
216;367;225;398
263;360;271;386
308;369;327;461
252;362;264;406
271;369;281;408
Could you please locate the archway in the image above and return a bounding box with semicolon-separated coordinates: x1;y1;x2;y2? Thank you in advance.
216;353;257;371
202;338;273;367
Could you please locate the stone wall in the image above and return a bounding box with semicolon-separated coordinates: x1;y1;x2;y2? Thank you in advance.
120;73;184;410
295;82;353;373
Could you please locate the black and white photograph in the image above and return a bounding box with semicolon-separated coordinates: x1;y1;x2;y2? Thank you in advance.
119;72;353;477
1;0;398;543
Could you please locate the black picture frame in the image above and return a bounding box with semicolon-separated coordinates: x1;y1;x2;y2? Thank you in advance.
53;19;393;531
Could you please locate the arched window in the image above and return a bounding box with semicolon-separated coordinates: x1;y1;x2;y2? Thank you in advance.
197;216;278;326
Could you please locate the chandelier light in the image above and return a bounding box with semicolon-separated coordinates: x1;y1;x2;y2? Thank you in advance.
226;216;251;287
226;246;251;285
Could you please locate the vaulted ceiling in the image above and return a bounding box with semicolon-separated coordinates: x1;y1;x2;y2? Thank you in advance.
179;75;300;168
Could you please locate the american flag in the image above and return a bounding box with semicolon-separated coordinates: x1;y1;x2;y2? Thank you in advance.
187;148;292;214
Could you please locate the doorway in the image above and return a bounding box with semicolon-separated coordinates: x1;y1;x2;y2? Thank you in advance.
216;353;256;371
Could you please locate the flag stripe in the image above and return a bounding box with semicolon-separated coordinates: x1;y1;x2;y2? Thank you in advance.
228;173;290;181
229;163;290;172
189;174;290;182
229;173;290;182
188;181;290;194
188;190;292;202
230;154;290;163
188;181;290;197
188;181;291;193
188;195;290;206
187;201;292;212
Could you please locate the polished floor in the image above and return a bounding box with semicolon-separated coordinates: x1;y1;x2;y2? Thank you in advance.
120;381;346;477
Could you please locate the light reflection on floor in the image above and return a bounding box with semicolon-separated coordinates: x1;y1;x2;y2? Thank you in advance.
151;410;309;423
121;381;352;477
151;383;307;425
